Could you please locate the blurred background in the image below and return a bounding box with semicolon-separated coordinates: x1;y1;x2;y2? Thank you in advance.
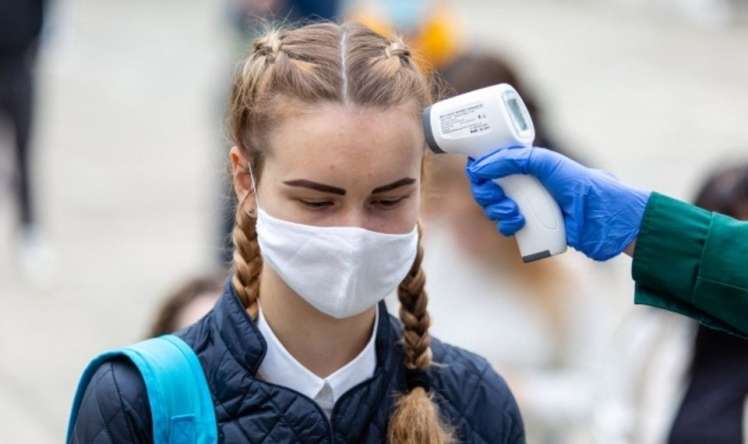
1;0;747;443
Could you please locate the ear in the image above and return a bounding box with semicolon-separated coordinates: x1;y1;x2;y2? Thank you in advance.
229;146;256;208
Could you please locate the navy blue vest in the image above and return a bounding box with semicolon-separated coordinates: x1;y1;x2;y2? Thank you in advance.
70;281;525;443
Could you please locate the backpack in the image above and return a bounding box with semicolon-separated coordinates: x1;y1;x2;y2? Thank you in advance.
66;334;217;444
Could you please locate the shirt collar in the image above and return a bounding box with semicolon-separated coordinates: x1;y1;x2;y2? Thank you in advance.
255;305;378;407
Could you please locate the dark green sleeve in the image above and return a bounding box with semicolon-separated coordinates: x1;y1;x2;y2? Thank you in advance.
632;192;748;337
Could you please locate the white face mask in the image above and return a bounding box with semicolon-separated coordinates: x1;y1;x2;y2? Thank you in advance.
246;169;419;319
256;208;418;319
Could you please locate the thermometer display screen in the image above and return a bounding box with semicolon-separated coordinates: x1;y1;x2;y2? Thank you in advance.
507;97;529;132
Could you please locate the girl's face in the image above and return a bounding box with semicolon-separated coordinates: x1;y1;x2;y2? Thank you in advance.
231;102;424;234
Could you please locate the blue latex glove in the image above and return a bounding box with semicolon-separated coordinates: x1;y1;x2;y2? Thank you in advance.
466;147;651;261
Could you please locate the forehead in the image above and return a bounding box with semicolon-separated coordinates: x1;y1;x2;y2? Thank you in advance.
264;102;424;188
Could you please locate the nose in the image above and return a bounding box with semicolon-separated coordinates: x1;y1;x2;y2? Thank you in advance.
336;208;367;229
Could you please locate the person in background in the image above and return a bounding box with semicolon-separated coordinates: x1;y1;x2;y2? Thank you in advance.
594;163;748;444
420;52;619;443
0;0;51;277
147;274;223;337
424;155;618;443
349;0;462;72
438;52;565;154
226;0;341;45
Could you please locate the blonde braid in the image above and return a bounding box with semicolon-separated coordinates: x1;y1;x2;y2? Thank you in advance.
231;196;262;318
398;225;432;370
388;225;454;444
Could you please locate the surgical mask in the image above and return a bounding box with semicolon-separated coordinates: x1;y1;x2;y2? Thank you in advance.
247;169;419;319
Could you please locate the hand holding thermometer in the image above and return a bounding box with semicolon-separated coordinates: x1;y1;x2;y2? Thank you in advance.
423;84;567;262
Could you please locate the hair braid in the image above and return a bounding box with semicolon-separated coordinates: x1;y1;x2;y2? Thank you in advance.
388;225;454;444
231;197;262;318
398;224;432;369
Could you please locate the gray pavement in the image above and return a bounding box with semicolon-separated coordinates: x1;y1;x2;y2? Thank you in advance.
0;0;746;442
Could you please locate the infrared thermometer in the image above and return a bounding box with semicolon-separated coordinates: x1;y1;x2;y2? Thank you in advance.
423;84;567;262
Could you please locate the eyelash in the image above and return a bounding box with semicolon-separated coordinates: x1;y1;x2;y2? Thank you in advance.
372;196;408;208
298;199;334;209
297;196;409;210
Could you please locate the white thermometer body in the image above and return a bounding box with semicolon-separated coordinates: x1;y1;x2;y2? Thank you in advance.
423;84;567;262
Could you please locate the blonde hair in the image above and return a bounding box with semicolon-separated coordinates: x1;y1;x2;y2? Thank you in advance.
228;22;453;443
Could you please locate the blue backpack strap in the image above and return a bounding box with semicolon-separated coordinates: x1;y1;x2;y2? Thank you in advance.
66;335;217;444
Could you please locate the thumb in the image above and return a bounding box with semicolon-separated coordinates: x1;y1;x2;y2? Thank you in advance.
467;146;533;180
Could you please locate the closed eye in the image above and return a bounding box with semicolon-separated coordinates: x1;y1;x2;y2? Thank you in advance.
298;199;334;209
371;196;408;208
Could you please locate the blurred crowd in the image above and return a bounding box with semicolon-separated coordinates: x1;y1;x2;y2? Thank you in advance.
2;0;747;443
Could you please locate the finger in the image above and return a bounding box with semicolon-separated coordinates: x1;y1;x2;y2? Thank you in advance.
470;180;507;207
498;215;526;236
467;146;533;180
483;199;521;222
465;158;485;184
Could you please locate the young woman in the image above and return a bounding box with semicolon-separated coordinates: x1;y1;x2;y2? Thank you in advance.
68;22;524;443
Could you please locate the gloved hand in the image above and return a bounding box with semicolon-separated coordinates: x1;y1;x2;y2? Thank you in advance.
466;147;651;261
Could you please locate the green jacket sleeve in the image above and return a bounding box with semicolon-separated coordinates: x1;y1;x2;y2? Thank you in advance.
632;192;748;337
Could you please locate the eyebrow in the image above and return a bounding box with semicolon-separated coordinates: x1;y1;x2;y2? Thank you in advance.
283;177;417;196
283;179;346;195
372;178;416;194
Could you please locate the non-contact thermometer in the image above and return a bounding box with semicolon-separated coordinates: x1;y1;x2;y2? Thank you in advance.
423;84;567;262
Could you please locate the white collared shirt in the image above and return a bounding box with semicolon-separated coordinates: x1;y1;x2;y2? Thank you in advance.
255;307;378;418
